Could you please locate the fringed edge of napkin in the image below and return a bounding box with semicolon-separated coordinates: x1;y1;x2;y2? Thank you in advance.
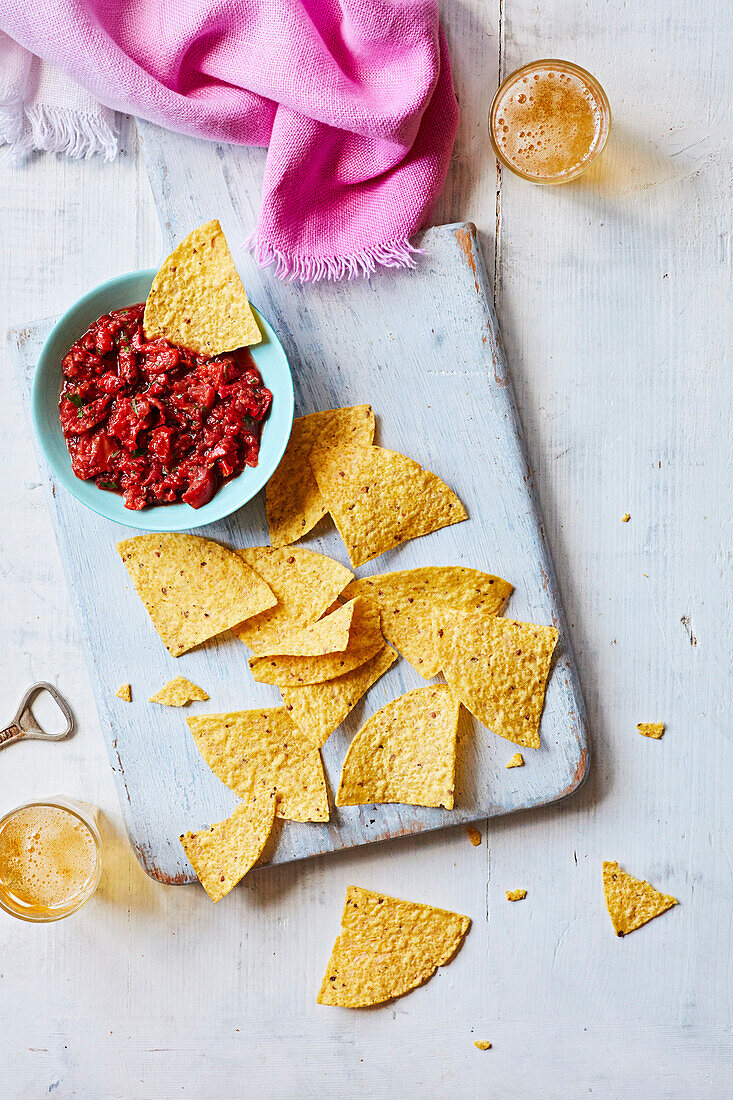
0;104;118;161
247;231;423;282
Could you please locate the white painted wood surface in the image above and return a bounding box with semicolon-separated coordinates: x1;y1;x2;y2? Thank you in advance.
0;0;730;1094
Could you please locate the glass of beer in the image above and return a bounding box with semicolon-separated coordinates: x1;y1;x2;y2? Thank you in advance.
0;797;102;922
489;59;611;184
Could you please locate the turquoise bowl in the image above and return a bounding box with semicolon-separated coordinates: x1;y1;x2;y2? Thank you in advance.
31;270;294;532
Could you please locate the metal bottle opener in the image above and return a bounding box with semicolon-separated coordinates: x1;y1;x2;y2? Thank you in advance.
0;682;75;750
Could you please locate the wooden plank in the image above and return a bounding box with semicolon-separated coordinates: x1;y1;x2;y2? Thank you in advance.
11;215;587;883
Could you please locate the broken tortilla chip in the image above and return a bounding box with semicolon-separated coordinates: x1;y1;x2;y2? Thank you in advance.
234;547;353;653
143;219;261;354
506;752;524;768
150;677;209;707
602;861;678;936
248;598;383;686
474;1041;492;1051
467;825;482;847
637;722;665;739
281;644;398;747
506;889;527;901
117;534;276;657
187;708;329;822
180;781;277;902
317;885;470;1007
309;443;467;568
344;567;512;678
435;611;558;749
337;685;459;809
266;406;375;548
115;683;131;702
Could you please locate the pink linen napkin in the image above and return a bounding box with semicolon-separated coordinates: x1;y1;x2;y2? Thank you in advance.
0;1;458;281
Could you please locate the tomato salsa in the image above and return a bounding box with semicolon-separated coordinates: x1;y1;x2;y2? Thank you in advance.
58;303;271;510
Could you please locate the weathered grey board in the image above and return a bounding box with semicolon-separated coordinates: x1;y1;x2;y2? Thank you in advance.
11;130;588;883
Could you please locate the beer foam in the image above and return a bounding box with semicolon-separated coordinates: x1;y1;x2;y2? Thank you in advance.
0;805;97;911
494;68;603;179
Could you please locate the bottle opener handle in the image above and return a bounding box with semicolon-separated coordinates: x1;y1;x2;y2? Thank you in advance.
0;682;75;750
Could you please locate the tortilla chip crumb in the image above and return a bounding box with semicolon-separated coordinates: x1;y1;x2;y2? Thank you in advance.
474;1041;492;1051
637;722;664;739
622;513;631;522
506;889;527;901
116;683;132;702
506;752;524;768
467;825;482;847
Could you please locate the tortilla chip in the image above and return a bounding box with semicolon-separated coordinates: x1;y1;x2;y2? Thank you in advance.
467;825;482;847
317;885;470;1007
337;685;459;809
506;889;527;901
180;781;277;902
115;683;131;702
143;219;260;354
602;861;678;936
344;567;512;678
249;598;383;686
435;612;558;749
506;752;524;768
637;722;665;739
149;677;209;707
117;534;276;657
281;645;398;747
187;708;329;822
248;598;357;658
474;1041;492;1051
234;547;353;653
266;406;375;548
309;444;467;568
622;513;631;522
320;598;344;618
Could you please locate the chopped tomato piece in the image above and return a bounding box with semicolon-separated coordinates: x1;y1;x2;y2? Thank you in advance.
182;466;217;509
58;303;269;510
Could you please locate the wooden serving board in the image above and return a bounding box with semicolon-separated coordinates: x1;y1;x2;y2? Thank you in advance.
10;127;588;883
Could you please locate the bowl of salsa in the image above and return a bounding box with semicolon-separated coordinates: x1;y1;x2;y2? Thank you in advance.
31;269;294;532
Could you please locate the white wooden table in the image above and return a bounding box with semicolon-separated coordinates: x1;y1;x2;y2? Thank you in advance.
1;1;730;1096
